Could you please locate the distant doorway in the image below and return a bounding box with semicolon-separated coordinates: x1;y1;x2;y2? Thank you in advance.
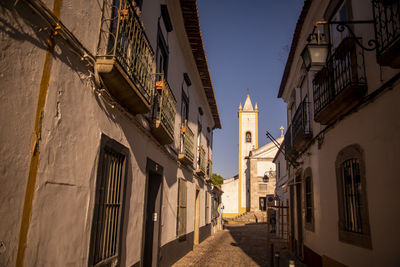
289;185;295;253
259;197;266;211
194;188;200;245
143;159;163;267
296;180;303;259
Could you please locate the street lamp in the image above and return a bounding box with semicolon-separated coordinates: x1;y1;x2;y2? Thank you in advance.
301;31;329;71
301;20;377;72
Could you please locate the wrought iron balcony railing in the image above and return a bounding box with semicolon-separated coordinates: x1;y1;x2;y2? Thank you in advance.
178;122;195;165
291;100;312;149
151;74;176;145
206;160;213;178
284;125;294;160
96;0;155;114
313;38;367;125
196;146;206;176
373;0;400;68
284;100;311;160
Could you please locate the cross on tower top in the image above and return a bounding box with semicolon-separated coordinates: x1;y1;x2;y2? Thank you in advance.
280;126;284;136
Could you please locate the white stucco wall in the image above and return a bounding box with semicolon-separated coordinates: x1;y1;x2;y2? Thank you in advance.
280;0;400;266
0;0;219;266
221;178;239;214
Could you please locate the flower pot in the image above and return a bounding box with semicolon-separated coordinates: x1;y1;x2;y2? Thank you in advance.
155;80;164;91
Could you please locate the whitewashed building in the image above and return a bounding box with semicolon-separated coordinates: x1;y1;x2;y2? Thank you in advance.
278;0;400;266
248;131;283;212
0;0;221;266
222;95;282;218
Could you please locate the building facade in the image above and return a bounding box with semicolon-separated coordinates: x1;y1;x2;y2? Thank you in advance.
222;95;282;219
278;0;400;266
0;0;221;266
248;132;283;212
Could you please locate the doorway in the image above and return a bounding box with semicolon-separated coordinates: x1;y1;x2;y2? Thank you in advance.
194;188;200;245
289;185;295;253
259;197;266;211
296;181;303;259
143;159;163;267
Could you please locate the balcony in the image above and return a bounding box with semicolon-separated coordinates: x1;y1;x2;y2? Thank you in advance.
96;0;154;114
291;99;312;150
178;122;194;165
373;0;400;68
313;38;367;125
284;125;294;160
195;146;206;176
206;160;213;179
151;75;176;145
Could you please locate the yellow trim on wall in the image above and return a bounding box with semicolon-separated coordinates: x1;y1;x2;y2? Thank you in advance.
255;111;259;149
16;1;62;266
238;110;242;215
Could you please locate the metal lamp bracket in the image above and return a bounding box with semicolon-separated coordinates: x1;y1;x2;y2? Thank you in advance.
314;20;377;51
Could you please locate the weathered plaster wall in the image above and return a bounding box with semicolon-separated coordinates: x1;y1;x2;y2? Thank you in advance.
280;0;400;265
0;2;49;266
0;0;218;266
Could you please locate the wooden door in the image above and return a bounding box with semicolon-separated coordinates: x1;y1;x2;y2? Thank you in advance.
194;189;200;245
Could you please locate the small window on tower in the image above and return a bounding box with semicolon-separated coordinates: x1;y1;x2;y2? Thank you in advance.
245;131;252;143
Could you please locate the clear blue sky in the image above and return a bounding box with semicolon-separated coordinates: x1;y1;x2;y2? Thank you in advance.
197;0;304;178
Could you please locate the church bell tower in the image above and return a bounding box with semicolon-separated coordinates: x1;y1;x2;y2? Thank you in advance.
238;94;258;214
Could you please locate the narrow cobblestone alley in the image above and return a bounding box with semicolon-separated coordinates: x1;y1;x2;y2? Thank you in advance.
173;224;270;267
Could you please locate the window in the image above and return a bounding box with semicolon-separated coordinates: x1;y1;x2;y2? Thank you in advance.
181;90;189;124
277;161;281;180
245;131;252;143
156;29;168;77
90;135;128;266
330;1;349;49
161;5;173;32
196;119;202;169
205;192;210;224
335;144;371;248
177;178;187;236
303;168;314;231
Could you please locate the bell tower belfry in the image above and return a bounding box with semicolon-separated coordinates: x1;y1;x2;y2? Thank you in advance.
238;94;258;214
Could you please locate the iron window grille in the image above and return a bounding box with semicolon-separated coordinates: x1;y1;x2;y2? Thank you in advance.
305;176;313;224
90;135;128;266
335;144;371;248
341;159;363;233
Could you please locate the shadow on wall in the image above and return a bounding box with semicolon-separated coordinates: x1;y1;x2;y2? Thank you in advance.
226;224;269;267
246;159;250;208
0;1;92;76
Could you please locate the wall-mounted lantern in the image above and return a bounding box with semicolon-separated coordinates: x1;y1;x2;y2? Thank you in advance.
301;31;329;71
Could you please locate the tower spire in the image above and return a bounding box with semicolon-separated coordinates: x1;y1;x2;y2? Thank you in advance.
243;95;254;111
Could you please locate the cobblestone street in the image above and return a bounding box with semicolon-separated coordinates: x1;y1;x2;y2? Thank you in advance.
173;224;270;267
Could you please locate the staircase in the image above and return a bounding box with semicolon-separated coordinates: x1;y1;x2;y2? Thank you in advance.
225;210;267;224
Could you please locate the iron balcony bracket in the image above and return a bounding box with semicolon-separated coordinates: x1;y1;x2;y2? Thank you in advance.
315;20;377;51
265;131;300;168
